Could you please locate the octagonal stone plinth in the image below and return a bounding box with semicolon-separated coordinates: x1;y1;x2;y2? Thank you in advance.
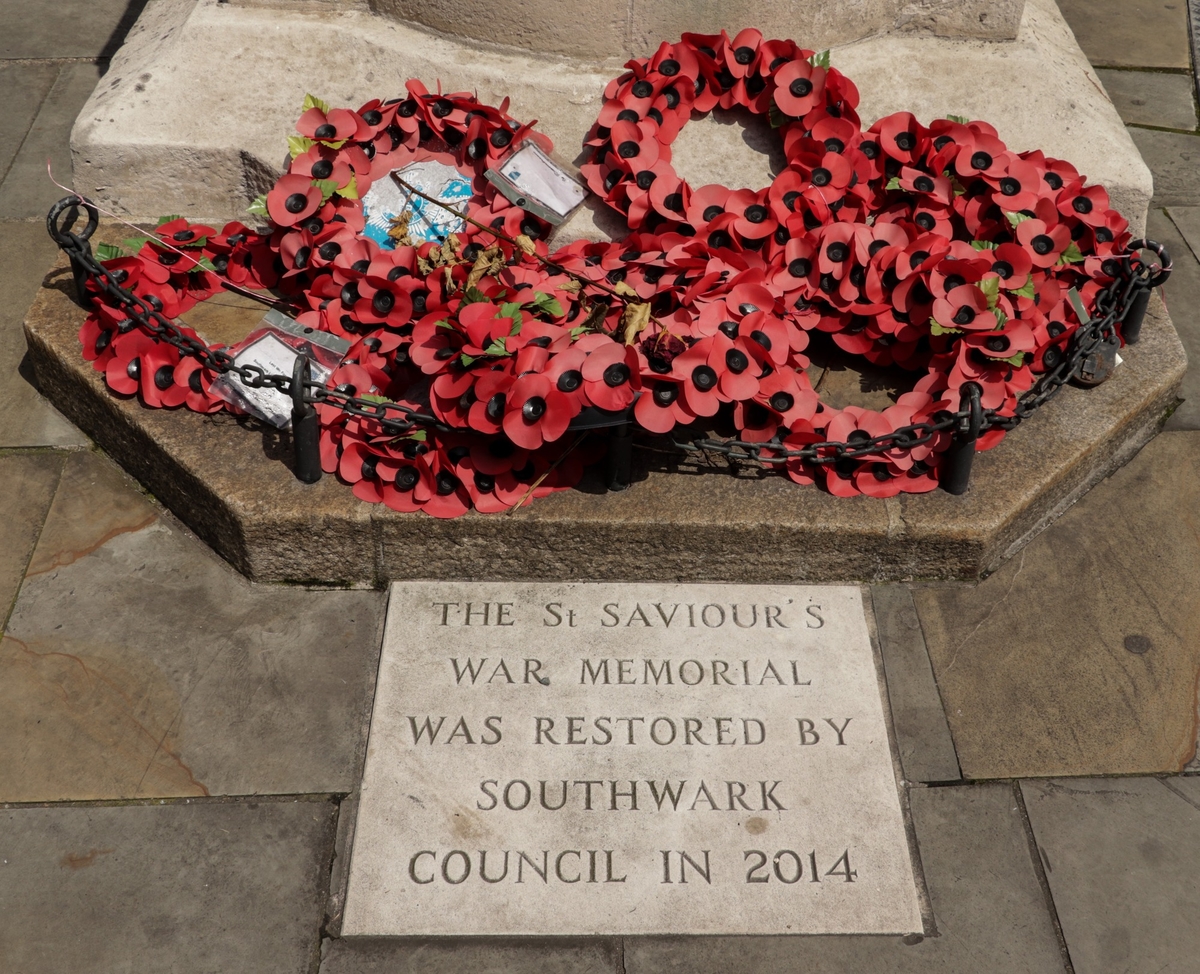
23;248;1186;584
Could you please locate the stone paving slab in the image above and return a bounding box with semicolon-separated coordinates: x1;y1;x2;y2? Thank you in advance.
1151;208;1200;430
1021;777;1200;974
0;448;386;802
321;938;623;974
1057;0;1192;69
913;431;1200;779
0;797;336;974
0;61;61;181
0;61;103;219
0;222;89;447
1130;128;1200;206
621;783;1066;973
0;0;149;59
871;585;962;784
1096;69;1198;131
0;451;63;619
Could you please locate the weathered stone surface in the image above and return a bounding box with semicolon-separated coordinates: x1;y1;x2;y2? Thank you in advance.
343;582;920;935
368;0;1022;60
871;585;961;783
1021;777;1200;974
22;244;1187;583
1130;128;1200;206
1058;0;1191;69
0;798;335;974
0;448;386;802
72;0;1149;238
913;431;1200;779
1096;69;1198;131
0;222;90;447
623;783;1066;973
0;451;63;617
321;937;622;974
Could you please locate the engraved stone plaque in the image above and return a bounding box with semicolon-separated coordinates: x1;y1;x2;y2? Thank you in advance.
342;582;922;935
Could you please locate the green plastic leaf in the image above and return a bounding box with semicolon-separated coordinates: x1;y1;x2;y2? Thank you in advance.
359;393;393;404
1004;211;1032;227
530;291;564;318
885;176;902;191
1009;277;1036;299
338;173;360;201
768;100;789;128
156;214;183;227
302;93;330;114
568;325;590;339
945;114;970;124
969;239;999;251
997;351;1026;367
459;353;478;367
497;301;524;322
460;286;490;306
191;256;218;273
247;195;269;217
1057;242;1085;265
976;276;1000;308
95;242;125;261
484;338;511;357
993;307;1008;329
808;49;831;69
407;429;428;442
928;317;963;336
287;135;315;159
122;235;152;253
313;178;339;202
435;319;454;330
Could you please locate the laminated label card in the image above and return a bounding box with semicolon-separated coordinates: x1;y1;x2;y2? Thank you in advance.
362;161;472;248
342;582;923;936
210;309;349;428
486;142;587;225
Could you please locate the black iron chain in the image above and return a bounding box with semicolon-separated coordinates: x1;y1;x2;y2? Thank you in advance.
46;196;1170;465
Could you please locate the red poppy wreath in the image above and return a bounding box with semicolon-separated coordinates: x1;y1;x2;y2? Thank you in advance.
76;30;1137;516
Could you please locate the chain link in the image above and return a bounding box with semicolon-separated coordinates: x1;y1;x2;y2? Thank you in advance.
46;197;1167;465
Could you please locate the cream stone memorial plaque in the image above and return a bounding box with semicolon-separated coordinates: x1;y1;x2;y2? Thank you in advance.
342;582;922;935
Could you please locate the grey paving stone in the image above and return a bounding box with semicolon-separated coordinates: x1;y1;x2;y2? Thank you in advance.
0;61;60;183
0;0;149;59
870;585;961;784
1096;69;1197;131
0;449;386;802
0;798;335;974
912;431;1200;778
320;938;623;974
1021;777;1200;974
1130;127;1200;206
1057;0;1191;69
622;783;1065;973
0;61;102;219
0;221;90;446
0;451;63;621
1149;208;1200;430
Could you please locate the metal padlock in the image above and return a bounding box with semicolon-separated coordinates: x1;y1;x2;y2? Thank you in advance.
1075;334;1120;387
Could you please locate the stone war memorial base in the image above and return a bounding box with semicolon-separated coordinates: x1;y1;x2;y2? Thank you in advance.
24;252;1185;583
30;0;1182;584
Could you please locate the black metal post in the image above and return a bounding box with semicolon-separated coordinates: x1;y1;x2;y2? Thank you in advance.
941;382;983;496
1121;239;1172;345
46;197;100;309
606;423;633;491
291;354;322;484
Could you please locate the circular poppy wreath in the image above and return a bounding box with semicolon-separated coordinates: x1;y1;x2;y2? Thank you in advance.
76;33;1136;516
